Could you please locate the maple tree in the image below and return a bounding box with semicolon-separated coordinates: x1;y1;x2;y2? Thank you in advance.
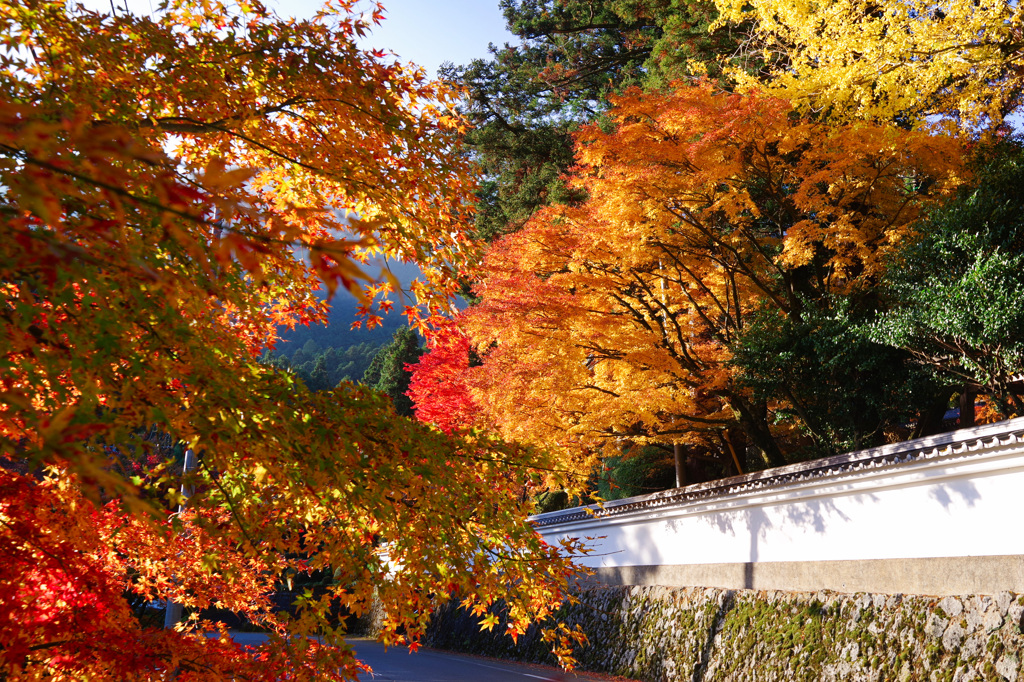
454;83;965;472
714;0;1024;130
0;0;588;679
407;317;480;435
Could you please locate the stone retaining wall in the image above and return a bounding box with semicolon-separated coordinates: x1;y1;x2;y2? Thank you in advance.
424;585;1024;681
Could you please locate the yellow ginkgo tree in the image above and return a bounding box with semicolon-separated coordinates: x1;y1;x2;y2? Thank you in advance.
714;0;1024;130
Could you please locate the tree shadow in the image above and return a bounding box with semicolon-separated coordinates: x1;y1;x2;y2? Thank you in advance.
928;479;981;509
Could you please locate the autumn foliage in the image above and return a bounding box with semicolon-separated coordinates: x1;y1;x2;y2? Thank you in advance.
715;0;1024;129
0;0;587;679
6;0;1021;676
421;83;965;472
0;469;352;679
407;317;480;434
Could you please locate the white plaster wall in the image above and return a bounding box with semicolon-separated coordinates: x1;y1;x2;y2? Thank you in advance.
536;423;1024;569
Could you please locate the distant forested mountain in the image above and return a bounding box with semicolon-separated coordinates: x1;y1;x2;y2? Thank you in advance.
263;280;425;392
273;294;407;358
273;259;423;357
262;339;380;392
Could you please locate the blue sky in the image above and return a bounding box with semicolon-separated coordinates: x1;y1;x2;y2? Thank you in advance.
260;0;516;76
351;0;515;77
271;0;515;77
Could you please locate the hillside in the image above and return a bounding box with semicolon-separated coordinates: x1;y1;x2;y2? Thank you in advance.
273;295;407;359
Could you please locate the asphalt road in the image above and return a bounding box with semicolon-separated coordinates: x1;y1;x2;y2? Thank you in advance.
348;638;606;682
225;633;612;682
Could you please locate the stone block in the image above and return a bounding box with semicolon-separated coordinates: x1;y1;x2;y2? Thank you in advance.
940;595;964;618
926;612;950;639
943;622;965;652
960;634;984;660
996;653;1020;682
985;609;1005;633
952;666;978;682
997;592;1014;616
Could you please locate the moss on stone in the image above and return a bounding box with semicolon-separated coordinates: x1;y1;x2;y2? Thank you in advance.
423;585;1024;681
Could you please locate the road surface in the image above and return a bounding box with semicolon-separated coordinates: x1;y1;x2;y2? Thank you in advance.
348;638;607;682
225;633;614;682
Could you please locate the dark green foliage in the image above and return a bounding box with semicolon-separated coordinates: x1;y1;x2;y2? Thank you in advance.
534;490;572;514
444;0;743;242
261;342;381;392
534;489;596;513
276;295;407;353
440;52;586;241
596;446;677;500
361;327;424;417
733;296;939;458
499;0;738;94
264;294;412;392
870;140;1024;417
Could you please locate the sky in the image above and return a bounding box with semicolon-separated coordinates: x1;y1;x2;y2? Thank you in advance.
262;0;516;78
348;0;515;78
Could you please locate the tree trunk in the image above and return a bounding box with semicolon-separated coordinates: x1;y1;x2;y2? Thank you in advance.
913;388;955;438
728;394;787;469
721;429;745;476
673;442;687;488
959;384;978;429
